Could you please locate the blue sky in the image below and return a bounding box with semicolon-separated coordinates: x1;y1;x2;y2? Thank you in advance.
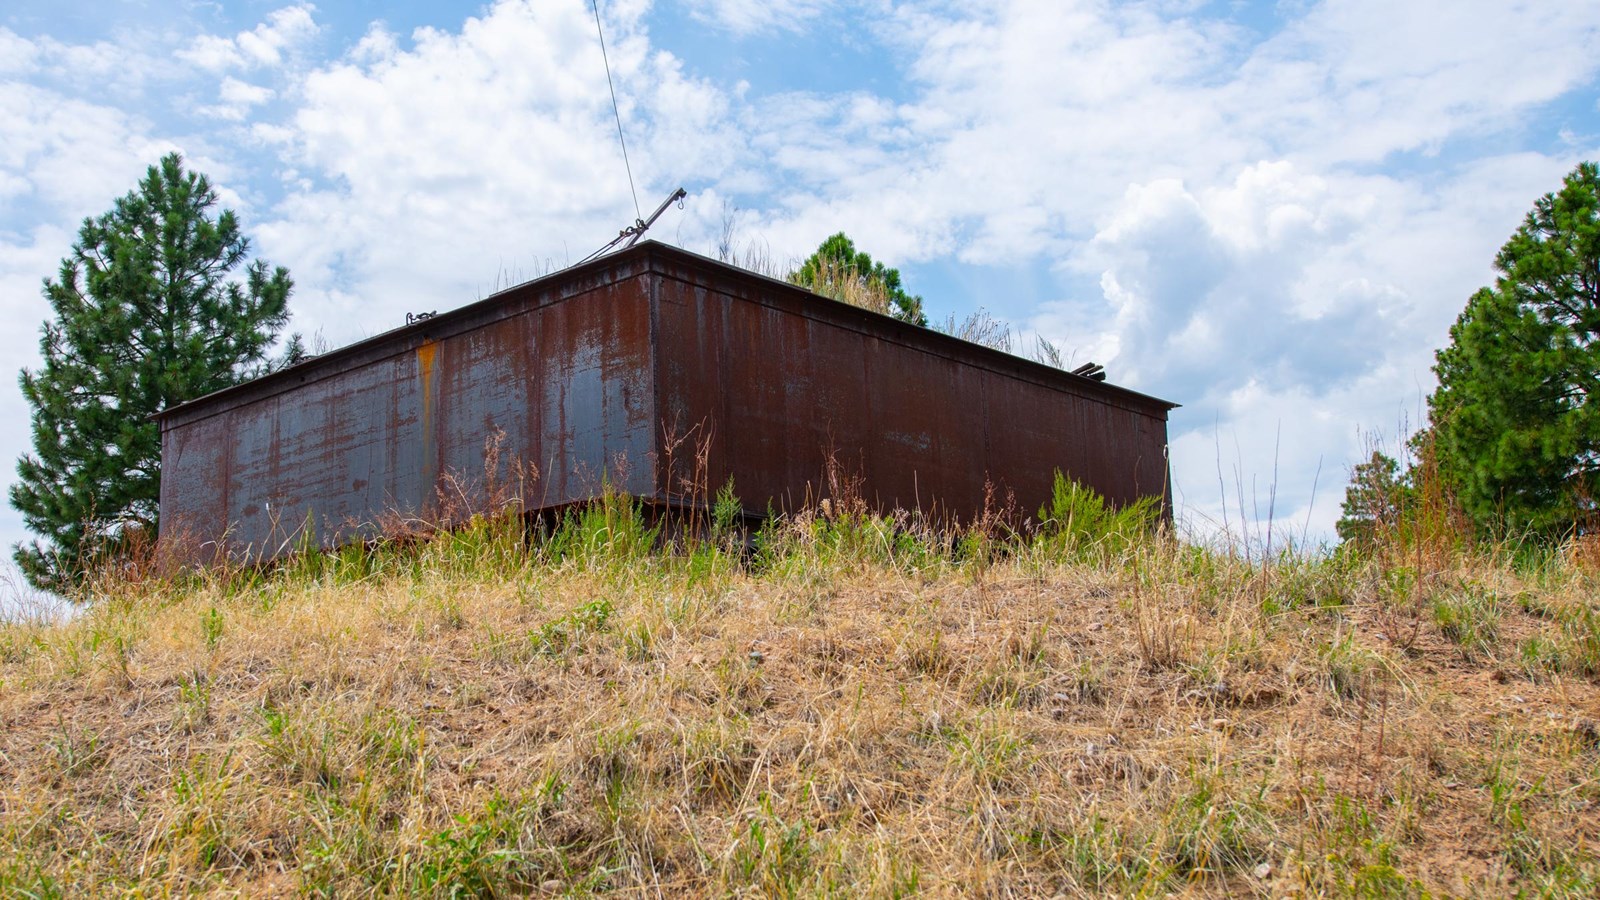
2;0;1599;601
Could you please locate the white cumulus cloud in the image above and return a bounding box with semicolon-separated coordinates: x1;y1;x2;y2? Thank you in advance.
178;4;320;72
256;0;735;344
202;77;277;121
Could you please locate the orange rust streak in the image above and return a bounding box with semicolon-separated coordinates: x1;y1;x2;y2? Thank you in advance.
417;339;438;383
417;339;439;513
417;340;438;417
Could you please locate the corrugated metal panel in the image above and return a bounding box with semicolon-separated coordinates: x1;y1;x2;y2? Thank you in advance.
158;242;1175;561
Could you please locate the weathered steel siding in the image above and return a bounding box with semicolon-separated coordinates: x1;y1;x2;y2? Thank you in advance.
157;411;233;555
649;253;1172;521
159;242;1173;562
159;264;657;560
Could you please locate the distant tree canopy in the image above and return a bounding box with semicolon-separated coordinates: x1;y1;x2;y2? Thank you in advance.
1335;450;1411;549
11;153;300;592
790;232;928;326
1338;161;1600;546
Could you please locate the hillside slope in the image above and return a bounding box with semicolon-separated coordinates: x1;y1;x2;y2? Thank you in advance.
2;510;1597;896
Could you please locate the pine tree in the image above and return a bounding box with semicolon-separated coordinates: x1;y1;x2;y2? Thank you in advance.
1427;161;1600;538
791;232;928;326
1335;450;1409;549
11;153;299;591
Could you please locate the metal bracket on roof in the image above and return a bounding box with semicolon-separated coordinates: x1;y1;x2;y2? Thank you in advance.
580;186;687;263
1070;362;1107;382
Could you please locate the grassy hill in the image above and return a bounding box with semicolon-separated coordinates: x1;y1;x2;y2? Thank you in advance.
1;493;1597;897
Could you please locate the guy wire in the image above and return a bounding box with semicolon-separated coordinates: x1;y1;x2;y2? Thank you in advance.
591;0;641;221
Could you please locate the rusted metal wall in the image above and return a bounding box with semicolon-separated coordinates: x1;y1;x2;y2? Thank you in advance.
648;251;1173;524
158;254;659;561
158;242;1174;562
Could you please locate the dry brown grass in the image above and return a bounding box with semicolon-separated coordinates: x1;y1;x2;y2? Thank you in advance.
788;254;898;320
1;506;1598;897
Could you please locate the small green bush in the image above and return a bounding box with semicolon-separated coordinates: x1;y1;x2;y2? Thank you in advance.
543;486;659;568
1034;471;1159;563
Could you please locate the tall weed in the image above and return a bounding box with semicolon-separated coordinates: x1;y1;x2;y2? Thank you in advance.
542;485;660;570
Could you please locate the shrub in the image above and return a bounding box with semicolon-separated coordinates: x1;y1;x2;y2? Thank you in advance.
1034;470;1159;562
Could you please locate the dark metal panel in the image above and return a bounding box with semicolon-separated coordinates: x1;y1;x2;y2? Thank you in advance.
159;269;657;561
860;323;990;514
978;369;1168;512
156;251;661;430
648;250;1173;523
159;241;1173;562
521;278;656;503
218;352;417;556
158;411;231;557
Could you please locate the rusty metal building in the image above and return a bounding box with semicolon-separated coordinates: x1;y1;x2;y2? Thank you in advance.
157;241;1176;561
